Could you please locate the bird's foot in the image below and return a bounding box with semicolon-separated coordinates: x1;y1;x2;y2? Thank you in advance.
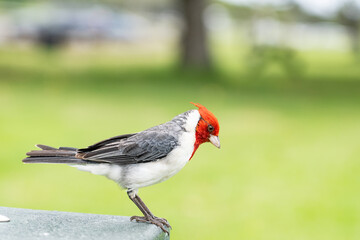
130;215;171;234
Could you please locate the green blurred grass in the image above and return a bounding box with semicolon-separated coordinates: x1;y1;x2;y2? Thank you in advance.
0;46;360;240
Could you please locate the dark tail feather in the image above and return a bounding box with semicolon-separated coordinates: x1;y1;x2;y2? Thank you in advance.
23;145;84;164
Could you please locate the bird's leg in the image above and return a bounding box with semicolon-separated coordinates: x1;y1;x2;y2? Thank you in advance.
127;189;171;234
133;194;171;228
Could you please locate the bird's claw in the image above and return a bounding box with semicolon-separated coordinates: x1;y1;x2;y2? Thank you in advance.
130;215;171;234
154;217;171;228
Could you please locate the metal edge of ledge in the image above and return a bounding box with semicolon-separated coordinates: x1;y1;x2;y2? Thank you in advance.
0;206;170;240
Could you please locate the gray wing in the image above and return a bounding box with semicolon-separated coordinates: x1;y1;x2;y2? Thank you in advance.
78;131;178;165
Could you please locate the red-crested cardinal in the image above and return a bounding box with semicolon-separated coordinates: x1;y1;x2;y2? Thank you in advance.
23;102;220;234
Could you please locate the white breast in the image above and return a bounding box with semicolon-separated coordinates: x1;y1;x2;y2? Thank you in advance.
122;110;200;189
74;110;201;190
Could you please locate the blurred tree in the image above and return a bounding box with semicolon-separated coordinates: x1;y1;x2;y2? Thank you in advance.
178;0;211;69
246;45;305;80
221;1;307;80
219;2;253;21
336;1;360;56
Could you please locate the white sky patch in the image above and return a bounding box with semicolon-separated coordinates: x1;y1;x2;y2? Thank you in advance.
296;0;345;17
222;0;360;17
224;0;289;7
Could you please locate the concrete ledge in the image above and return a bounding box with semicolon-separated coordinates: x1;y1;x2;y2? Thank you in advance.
0;207;169;240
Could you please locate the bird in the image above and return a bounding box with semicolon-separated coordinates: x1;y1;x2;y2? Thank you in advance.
23;102;220;234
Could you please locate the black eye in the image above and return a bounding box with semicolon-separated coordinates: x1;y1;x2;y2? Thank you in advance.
208;125;214;132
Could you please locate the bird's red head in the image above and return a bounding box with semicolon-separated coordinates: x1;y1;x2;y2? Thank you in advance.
189;102;220;159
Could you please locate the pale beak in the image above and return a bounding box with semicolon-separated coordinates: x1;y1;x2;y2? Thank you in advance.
209;135;220;149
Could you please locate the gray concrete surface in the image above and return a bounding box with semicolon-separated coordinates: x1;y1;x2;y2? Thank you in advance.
0;207;169;240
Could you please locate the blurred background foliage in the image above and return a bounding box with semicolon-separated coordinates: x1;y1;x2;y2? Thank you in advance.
0;0;360;239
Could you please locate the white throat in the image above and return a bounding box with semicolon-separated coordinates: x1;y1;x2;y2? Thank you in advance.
184;110;201;133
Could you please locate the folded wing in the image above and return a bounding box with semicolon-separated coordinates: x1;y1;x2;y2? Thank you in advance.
78;131;178;165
